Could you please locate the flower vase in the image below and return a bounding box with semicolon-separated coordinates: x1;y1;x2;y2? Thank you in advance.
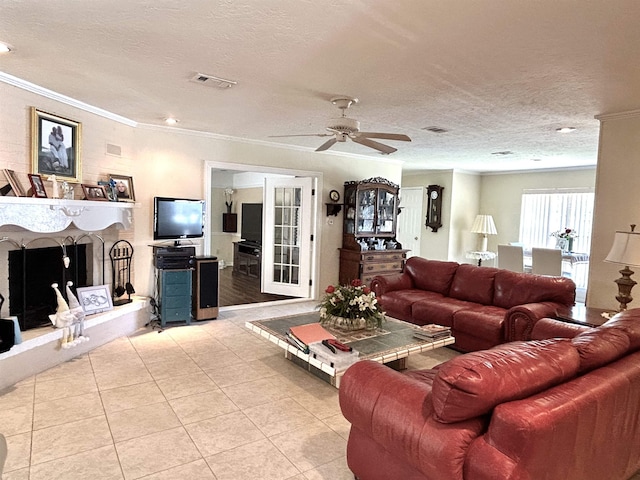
567;237;574;253
323;316;377;332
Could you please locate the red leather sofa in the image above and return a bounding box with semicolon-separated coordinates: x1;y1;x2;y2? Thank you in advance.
339;308;640;480
371;256;575;352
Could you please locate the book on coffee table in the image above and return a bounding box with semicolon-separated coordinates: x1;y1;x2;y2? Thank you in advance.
413;324;451;340
287;323;335;353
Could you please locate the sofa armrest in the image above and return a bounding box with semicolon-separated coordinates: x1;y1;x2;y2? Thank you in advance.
504;302;570;342
370;272;413;296
340;361;485;478
531;318;593;340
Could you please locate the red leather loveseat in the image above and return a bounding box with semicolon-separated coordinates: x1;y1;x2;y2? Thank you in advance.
371;256;575;352
339;308;640;480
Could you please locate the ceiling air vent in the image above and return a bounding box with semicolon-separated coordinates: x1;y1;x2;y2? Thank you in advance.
190;73;237;89
422;126;449;134
491;151;514;156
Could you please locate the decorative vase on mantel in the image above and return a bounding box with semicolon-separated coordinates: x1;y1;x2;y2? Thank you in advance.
225;202;232;214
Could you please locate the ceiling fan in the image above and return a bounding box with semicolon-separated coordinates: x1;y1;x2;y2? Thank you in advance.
270;96;411;154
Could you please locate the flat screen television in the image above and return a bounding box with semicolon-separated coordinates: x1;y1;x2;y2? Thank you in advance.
153;196;205;244
241;203;263;245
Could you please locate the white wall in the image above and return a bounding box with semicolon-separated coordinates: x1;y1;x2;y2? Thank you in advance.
589;111;640;310
0;80;403;304
402;170;456;261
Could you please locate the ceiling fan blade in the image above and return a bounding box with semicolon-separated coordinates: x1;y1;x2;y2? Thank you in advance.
268;133;333;138
351;136;397;154
316;137;338;152
356;132;411;142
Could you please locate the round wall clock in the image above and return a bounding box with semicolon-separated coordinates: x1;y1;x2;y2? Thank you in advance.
329;189;340;202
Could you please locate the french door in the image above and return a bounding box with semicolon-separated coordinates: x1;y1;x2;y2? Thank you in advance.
262;176;314;297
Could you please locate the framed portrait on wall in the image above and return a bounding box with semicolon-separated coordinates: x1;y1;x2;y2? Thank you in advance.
31;107;82;183
109;174;135;202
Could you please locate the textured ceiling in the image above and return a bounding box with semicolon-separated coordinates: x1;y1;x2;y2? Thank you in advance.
2;1;640;173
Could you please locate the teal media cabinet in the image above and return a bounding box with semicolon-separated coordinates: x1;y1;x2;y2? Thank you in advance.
158;269;192;327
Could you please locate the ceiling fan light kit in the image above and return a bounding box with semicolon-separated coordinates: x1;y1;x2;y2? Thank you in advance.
271;96;411;155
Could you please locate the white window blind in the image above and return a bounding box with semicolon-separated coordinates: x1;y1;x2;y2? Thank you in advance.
519;189;594;253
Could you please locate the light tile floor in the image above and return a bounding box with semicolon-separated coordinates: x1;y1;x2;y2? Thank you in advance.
0;301;455;480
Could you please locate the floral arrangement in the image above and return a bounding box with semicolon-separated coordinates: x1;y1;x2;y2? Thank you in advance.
318;279;385;330
224;188;234;211
551;228;577;239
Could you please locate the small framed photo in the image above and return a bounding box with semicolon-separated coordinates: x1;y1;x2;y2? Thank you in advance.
109;174;135;202
76;285;113;315
81;184;109;201
31;107;82;183
28;173;47;198
2;169;28;197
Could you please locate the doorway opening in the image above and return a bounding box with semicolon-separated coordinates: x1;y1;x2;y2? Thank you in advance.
204;161;322;309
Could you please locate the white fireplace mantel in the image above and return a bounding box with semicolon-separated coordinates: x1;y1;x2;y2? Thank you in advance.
0;196;134;233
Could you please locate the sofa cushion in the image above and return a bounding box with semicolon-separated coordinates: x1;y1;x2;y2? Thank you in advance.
379;290;443;322
449;264;498;305
431;339;580;423
602;309;640;351
412;297;476;327
452;306;506;344
493;270;576;309
405;257;459;296
571;327;631;373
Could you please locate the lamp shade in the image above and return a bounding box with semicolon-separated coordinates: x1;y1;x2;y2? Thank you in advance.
471;215;497;235
605;231;640;267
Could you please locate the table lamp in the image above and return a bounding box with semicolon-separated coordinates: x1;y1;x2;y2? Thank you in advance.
471;214;497;252
604;224;640;311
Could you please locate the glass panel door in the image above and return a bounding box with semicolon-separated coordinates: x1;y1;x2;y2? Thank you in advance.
263;177;313;297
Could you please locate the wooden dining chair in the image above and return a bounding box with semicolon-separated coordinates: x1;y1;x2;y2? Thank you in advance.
497;244;525;272
531;247;562;276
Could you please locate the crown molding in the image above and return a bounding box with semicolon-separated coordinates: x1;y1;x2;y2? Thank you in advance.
595;109;640;121
0;71;138;127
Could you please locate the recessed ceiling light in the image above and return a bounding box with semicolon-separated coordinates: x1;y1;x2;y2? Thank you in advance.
556;127;576;133
164;117;179;125
0;42;14;53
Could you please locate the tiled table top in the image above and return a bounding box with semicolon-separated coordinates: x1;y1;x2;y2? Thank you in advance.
246;312;455;387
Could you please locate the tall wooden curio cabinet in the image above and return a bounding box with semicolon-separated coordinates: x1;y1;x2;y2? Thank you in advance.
339;177;409;285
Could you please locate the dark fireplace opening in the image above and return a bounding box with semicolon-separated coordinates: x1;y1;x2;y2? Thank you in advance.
8;244;91;331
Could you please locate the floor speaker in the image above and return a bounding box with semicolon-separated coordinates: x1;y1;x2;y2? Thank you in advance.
192;256;219;320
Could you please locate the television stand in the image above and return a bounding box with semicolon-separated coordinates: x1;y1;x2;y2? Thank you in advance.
233;242;261;278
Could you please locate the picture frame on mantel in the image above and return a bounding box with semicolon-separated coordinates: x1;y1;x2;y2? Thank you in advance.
109;174;135;202
28;173;47;198
81;183;109;201
31;107;82;183
2;169;28;197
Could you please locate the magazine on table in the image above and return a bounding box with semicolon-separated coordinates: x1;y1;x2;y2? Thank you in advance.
413;323;451;340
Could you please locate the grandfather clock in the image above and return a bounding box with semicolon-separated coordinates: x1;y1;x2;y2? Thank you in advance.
425;185;444;232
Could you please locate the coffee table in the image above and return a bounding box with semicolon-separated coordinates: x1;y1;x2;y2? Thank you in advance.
245;312;455;388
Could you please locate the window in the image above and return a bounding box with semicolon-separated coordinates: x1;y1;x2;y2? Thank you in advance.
519;188;594;253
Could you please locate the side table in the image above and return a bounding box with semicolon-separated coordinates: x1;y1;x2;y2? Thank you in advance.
553;305;612;327
466;250;496;267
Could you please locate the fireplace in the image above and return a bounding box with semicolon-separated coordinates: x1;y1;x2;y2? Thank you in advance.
8;244;92;331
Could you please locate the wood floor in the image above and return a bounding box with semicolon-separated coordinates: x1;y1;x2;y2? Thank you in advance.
218;266;295;307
